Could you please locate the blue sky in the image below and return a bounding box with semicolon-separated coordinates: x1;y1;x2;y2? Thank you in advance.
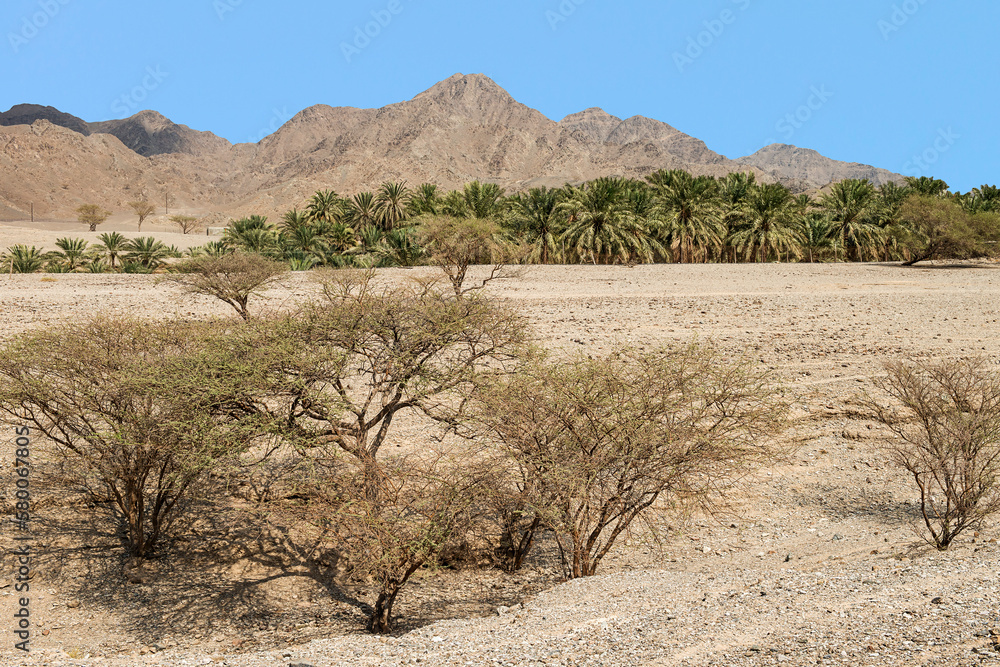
2;0;995;192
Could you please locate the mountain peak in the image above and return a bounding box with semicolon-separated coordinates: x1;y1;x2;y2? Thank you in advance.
415;73;514;105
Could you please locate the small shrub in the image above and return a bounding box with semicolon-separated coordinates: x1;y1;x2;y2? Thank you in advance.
867;358;1000;550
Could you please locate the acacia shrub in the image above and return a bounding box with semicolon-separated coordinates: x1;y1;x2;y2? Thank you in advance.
0;316;271;557
471;344;788;577
867;358;1000;550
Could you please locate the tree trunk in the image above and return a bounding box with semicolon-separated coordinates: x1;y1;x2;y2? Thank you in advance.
367;586;399;634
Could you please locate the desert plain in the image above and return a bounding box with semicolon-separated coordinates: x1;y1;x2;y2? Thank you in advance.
1;235;999;667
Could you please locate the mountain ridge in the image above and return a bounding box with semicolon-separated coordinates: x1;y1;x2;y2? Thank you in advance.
0;74;903;220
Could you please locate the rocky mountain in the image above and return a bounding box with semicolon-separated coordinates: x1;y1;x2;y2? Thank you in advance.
0;74;904;221
89;111;232;157
736;143;903;189
0;103;91;136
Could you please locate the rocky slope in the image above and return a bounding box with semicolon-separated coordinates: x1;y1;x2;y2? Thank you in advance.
0;74;903;220
737;143;903;189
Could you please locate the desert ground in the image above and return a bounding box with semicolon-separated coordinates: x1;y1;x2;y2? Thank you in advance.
2;251;1000;667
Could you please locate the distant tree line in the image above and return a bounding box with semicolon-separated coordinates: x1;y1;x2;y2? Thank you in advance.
5;173;999;273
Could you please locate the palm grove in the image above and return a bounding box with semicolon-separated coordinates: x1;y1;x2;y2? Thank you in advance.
5;172;1000;273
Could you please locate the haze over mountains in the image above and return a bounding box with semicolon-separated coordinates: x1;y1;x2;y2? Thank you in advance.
0;73;903;221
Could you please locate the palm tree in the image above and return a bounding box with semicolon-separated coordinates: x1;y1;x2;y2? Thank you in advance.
307;190;345;224
729;184;801;262
964;184;1000;213
718;172;758;262
281;224;329;260
54;237;90;271
873;182;913;260
408;183;442;216
378;227;424;267
374;181;411;230
460;181;507;219
508;187;563;263
223;216;281;255
819;179;881;261
4;245;45;273
904;176;950;198
798;215;838;263
347;192;380;228
281;208;310;233
124;237;170;270
559;178;661;264
652;171;723;263
96;232;128;269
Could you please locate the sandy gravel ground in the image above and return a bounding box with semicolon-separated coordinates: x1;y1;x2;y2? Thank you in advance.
2;260;1000;667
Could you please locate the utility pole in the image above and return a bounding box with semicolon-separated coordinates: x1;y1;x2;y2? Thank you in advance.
165;191;169;215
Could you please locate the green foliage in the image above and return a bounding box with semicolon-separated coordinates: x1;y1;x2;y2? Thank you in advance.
3;245;45;273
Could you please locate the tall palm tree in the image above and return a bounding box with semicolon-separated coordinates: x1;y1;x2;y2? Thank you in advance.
559;178;661;264
819;179;881;261
374;181;411;231
508;187;563;263
96;232;128;269
718;172;758;262
729;184;801;262
652;171;723;263
348;192;380;228
873;182;913;260
798;215;838;263
306;190;345;224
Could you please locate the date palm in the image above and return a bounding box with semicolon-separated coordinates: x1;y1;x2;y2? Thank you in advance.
798;215;838;263
54;237;90;271
559;178;661;265
509;187;563;264
281;208;310;233
652;171;723;263
348;192;379;228
4;245;45;273
95;232;128;269
729;184;801;262
460;181;507;220
904;176;950;198
718;172;757;261
375;181;411;231
124;237;170;270
223;216;281;255
408;183;442;216
819;179;881;261
307;190;345;224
